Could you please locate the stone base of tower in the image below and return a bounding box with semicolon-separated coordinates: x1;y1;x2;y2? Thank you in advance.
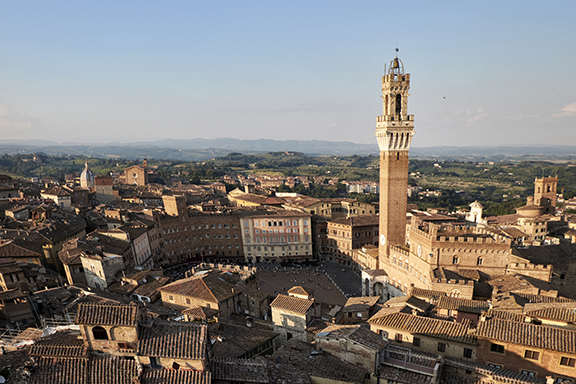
378;150;410;250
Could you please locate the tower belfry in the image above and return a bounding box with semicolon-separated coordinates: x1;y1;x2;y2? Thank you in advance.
376;52;415;260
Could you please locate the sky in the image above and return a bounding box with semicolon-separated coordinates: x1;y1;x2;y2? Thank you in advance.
0;1;575;148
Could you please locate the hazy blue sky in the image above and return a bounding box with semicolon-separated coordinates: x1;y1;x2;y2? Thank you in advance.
1;1;575;147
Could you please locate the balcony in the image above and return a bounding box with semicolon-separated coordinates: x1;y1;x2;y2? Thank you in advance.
380;345;440;377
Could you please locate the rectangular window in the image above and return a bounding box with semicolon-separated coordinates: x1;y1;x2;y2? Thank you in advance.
395;334;402;343
490;343;505;354
438;343;446;352
560;357;576;367
463;348;472;358
524;350;539;360
412;337;421;347
186;298;191;305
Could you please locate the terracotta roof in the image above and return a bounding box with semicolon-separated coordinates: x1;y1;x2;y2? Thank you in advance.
87;355;139;384
132;276;171;297
443;356;547;384
158;271;238;303
381;295;431;313
485;309;526;323
230;193;268;205
512;292;575;304
0;241;41;258
141;369;211;384
476;317;576;353
288;285;314;296
306;318;331;335
500;227;527;239
211;357;269;383
320;324;387;351
0;264;23;274
209;319;278;359
436;296;490;314
329;215;379;226
29;330;86;359
42;186;72;197
361;269;388;277
378;364;436;384
137;319;207;360
26;348;180;384
269;339;367;384
411;287;447;299
370;305;412;318
241;286;270;301
265;358;311;384
72;232;131;256
59;246;84;265
0;288;26;301
123;268;150;282
488;274;555;295
270;294;314;315
454;268;481;281
31;357;88;384
36;216;87;244
369;313;475;345
182;305;221;319
75;303;140;326
513;243;576;265
524;302;576;323
343;296;380;312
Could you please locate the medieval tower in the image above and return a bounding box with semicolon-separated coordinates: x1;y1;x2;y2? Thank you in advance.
376;52;414;261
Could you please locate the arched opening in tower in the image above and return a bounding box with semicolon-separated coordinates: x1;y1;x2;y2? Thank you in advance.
395;94;402;116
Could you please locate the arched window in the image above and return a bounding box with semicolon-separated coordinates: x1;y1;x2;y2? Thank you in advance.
92;326;108;340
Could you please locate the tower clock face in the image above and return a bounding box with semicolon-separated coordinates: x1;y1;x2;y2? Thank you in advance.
380;234;386;246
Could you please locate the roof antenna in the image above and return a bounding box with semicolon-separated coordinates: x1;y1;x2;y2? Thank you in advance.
395;45;399;58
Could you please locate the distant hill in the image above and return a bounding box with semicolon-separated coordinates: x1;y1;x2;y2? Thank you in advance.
1;138;575;162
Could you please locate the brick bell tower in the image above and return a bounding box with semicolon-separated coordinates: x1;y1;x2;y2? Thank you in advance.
376;50;415;261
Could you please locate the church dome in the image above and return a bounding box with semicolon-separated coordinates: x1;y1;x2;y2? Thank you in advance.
80;162;95;189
